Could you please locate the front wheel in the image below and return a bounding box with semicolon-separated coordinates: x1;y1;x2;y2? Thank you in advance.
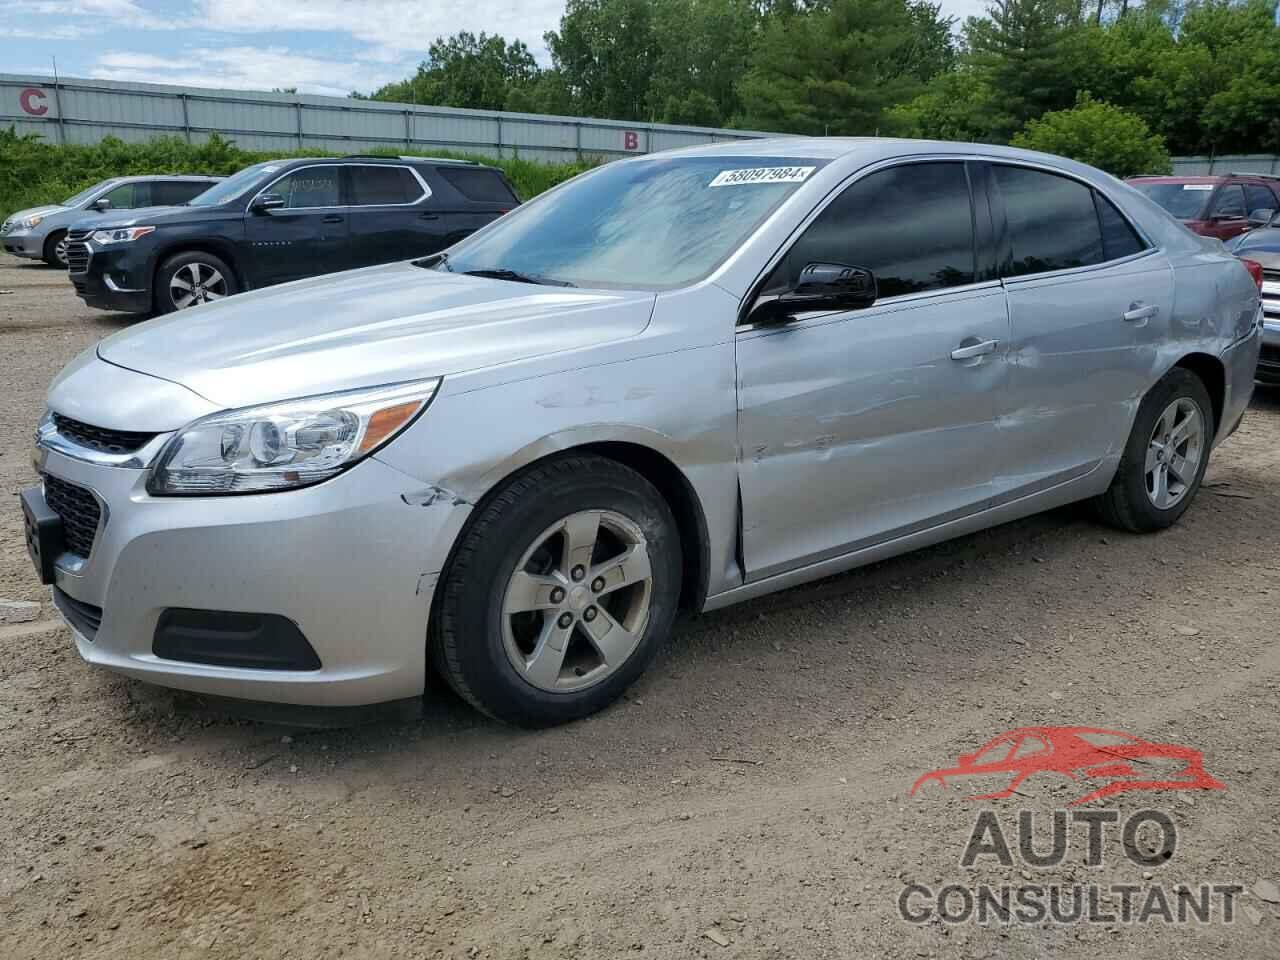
1093;368;1214;532
42;230;69;267
155;251;238;314
431;455;682;727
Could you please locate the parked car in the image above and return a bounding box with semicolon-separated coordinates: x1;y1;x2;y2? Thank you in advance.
64;156;520;315
1226;212;1280;383
1;175;223;267
1127;172;1280;241
24;140;1263;726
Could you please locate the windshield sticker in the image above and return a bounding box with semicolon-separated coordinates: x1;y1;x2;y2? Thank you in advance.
1182;184;1214;191
709;166;816;187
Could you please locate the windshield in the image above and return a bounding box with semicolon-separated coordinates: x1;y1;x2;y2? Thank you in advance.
433;155;828;290
1133;182;1212;220
186;161;282;206
61;179;117;207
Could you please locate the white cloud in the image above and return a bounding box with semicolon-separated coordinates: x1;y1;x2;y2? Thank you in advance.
91;45;412;96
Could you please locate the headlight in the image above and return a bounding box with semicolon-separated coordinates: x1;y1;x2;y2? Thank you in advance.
22;214;44;228
147;379;440;496
91;226;155;244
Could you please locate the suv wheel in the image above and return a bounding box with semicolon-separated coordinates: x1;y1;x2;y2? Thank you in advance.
431;455;681;727
1093;367;1214;532
42;230;69;267
156;251;237;313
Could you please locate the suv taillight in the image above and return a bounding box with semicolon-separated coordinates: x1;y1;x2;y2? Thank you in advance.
1242;258;1264;291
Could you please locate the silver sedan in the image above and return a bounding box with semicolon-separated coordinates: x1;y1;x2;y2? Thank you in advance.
24;139;1264;726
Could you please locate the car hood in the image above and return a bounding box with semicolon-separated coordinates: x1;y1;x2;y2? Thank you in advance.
97;261;656;412
86;204;229;230
1233;230;1280;268
4;204;66;224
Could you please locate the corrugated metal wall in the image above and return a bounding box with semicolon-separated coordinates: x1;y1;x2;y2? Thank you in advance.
0;73;779;163
1169;155;1280;176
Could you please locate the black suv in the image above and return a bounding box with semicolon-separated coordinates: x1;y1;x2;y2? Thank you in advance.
66;156;520;314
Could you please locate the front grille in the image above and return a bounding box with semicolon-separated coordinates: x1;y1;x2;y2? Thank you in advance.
65;242;90;274
53;588;103;641
43;475;102;560
67;228;93;241
52;413;155;455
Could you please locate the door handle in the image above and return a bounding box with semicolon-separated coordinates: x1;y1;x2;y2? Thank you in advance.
419;212;440;220
321;214;344;223
950;339;999;361
1123;302;1159;323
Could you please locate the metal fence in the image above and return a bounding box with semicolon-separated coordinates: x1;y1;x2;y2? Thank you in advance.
0;73;779;164
1170;154;1280;175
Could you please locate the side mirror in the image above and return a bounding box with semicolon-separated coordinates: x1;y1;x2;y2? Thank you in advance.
750;262;878;324
1247;208;1275;228
91;197;112;211
251;193;286;213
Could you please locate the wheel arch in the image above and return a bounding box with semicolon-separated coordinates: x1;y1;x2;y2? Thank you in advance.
153;240;246;295
1171;352;1225;436
445;433;713;614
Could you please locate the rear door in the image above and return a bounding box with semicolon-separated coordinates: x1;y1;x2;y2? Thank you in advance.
993;163;1169;498
344;164;443;267
244;164;349;286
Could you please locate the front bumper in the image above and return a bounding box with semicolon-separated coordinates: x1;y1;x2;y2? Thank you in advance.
69;242;154;313
35;444;471;706
2;228;44;259
1259;313;1280;384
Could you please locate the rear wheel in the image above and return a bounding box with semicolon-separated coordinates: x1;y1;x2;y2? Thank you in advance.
155;251;237;313
42;230;69;267
1093;368;1213;532
431;455;681;727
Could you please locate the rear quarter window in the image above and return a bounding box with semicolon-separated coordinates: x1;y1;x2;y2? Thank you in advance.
437;167;518;204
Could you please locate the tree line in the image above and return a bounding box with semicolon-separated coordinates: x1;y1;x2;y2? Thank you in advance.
353;0;1280;176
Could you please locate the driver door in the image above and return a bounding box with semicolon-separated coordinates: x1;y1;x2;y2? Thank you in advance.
244;164;350;286
735;161;1010;580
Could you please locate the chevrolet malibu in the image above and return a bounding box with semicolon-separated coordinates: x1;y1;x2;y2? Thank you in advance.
23;139;1265;726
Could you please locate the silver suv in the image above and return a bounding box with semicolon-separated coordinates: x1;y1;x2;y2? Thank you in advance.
23;139;1263;726
2;175;221;266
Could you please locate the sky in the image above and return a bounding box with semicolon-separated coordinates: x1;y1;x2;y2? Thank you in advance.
1;0;993;100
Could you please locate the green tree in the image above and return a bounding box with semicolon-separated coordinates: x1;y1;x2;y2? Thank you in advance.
1011;91;1171;175
367;32;539;111
544;0;661;120
735;0;956;135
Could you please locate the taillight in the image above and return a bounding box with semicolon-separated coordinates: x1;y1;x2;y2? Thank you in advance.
1242;258;1264;291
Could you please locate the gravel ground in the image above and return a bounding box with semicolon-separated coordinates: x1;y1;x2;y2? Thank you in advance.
1;255;1278;959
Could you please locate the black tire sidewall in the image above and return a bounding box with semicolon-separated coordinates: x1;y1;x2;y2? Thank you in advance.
155;251;237;314
42;230;67;267
439;459;681;727
1115;369;1214;530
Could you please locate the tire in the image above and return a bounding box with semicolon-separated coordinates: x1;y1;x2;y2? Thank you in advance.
431;454;682;727
1093;367;1214;533
42;230;68;267
155;251;238;314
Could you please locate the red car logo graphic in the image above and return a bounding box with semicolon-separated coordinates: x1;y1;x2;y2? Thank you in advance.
910;726;1226;806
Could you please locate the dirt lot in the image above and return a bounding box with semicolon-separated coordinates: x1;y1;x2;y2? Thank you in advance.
1;254;1278;959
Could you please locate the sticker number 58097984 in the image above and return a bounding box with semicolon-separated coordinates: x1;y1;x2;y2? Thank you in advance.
708;166;816;187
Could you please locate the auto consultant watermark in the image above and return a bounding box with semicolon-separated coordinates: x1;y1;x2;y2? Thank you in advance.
899;727;1240;927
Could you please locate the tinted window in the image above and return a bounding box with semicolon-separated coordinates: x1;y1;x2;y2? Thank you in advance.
350;166;422;205
1244;184;1275;218
995;166;1102;276
103;182;152;209
439;167;518;203
767;162;975;299
187;162;281;207
1209;184;1246;218
1131;182;1211;219
1095;193;1146;261
272;167;340;208
435;155;826;290
153;180;212;205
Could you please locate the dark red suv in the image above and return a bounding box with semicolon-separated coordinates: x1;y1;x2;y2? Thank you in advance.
1127;173;1280;241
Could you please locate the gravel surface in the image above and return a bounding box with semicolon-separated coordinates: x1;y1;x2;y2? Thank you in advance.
1;255;1278;958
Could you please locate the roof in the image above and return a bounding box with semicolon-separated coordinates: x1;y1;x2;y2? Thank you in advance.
1129;173;1280;183
116;174;224;182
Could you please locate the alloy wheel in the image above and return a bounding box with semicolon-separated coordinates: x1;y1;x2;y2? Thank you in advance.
501;509;653;693
1145;396;1204;510
54;235;69;266
170;261;227;309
